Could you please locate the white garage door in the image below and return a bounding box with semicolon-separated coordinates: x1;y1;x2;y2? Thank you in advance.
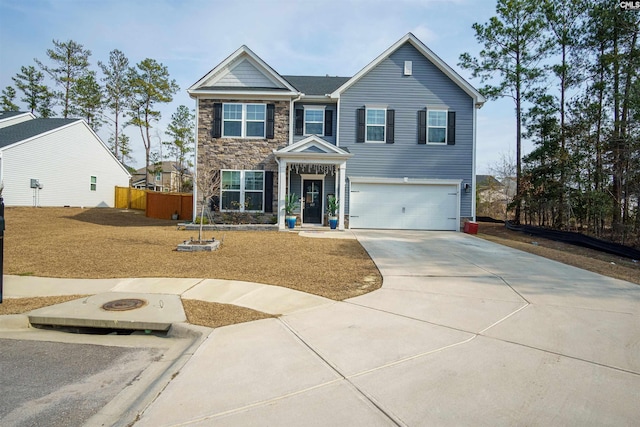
349;182;459;230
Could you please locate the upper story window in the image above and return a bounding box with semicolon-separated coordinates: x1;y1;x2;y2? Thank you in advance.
222;103;266;138
155;172;162;182
304;108;324;135
90;176;97;191
356;107;394;144
427;110;447;144
366;108;386;142
418;109;455;145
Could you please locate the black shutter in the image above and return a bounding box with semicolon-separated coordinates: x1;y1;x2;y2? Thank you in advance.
264;171;273;212
266;104;275;139
386;109;395;144
356;108;365;143
447;111;456;145
295;108;303;135
324;110;333;136
418;110;426;144
212;103;222;138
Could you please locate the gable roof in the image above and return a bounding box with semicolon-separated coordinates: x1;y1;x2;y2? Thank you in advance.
0;118;80;149
274;135;352;162
188;45;298;96
283;76;351;96
331;32;485;107
476;175;503;188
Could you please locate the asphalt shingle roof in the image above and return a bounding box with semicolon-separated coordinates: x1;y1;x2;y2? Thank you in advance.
0;118;80;149
283;76;351;96
0;111;29;120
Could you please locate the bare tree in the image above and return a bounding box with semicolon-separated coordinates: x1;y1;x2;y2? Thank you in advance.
195;168;220;242
489;152;517;220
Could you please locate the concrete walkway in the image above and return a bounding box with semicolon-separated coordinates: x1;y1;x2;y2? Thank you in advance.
2;230;639;426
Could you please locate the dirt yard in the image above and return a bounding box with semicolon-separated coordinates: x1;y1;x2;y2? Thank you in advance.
1;207;382;326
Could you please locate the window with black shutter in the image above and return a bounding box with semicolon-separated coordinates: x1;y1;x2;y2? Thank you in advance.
386;109;395;144
447;111;456;145
295;108;303;136
266;104;275;139
418;110;427;144
212;103;222;138
324;110;333;137
356;108;365;143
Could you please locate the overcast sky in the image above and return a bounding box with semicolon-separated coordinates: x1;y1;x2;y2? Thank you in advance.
0;0;524;174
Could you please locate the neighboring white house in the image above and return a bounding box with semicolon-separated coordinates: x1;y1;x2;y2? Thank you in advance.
0;112;131;207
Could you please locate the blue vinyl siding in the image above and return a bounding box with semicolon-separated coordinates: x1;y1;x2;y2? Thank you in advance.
339;43;475;217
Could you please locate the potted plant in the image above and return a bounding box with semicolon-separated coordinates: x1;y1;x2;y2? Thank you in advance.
285;193;298;229
327;195;339;229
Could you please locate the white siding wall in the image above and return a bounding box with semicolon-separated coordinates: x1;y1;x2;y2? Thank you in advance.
2;122;130;207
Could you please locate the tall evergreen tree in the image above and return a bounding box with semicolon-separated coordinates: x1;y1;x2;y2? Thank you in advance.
11;65;54;116
459;0;550;223
36;39;91;118
99;49;131;160
70;70;103;130
127;58;179;188
541;0;587;227
0;86;19;111
164;105;195;192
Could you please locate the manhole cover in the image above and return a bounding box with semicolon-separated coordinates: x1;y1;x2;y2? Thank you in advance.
102;298;147;311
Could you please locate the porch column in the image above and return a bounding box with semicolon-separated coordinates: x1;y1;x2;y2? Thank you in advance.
338;161;346;231
277;159;287;230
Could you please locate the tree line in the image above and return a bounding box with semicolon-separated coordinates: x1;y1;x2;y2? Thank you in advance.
0;40;194;192
460;0;639;246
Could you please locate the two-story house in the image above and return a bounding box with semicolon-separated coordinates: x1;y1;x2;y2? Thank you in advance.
188;33;485;231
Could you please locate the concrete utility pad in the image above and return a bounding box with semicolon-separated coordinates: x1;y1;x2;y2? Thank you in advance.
28;292;186;331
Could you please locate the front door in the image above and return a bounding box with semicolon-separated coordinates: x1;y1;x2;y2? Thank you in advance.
303;180;322;224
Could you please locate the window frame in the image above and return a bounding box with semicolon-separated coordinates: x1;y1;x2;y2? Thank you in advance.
222;103;266;138
427;109;448;145
220;169;265;212
303;107;325;136
90;176;97;191
365;108;386;143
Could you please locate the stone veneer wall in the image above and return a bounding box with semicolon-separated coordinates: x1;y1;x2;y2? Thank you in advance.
196;99;290;216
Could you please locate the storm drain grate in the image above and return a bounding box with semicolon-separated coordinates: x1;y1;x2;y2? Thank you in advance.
102;298;147;311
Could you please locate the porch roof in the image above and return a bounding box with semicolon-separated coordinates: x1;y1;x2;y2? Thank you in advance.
274;135;352;162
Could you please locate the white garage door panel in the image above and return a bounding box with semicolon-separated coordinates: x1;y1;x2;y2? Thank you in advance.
350;182;459;230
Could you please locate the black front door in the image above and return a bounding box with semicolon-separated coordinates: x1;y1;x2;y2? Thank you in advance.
303;180;322;224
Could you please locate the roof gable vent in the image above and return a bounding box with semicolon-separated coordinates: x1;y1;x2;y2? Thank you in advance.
404;60;412;76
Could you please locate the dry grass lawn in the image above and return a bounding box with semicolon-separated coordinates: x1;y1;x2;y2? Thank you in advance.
2;207;382;326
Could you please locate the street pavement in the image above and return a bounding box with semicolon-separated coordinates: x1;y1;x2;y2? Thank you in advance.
1;230;639;426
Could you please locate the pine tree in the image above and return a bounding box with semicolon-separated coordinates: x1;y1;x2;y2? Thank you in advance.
127;58;179;189
99;49;131;160
12;65;54;116
36;39;91;118
164;105;195;192
459;0;551;223
70;70;103;130
0;86;19;111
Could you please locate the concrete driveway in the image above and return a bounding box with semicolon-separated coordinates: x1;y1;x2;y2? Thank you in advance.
136;231;640;426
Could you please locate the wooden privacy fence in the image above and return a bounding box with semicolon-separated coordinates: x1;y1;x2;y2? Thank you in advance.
115;187;147;210
146;191;193;220
114;187;193;221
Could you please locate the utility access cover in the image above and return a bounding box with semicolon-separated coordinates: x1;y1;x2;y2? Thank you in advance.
102;298;147;311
